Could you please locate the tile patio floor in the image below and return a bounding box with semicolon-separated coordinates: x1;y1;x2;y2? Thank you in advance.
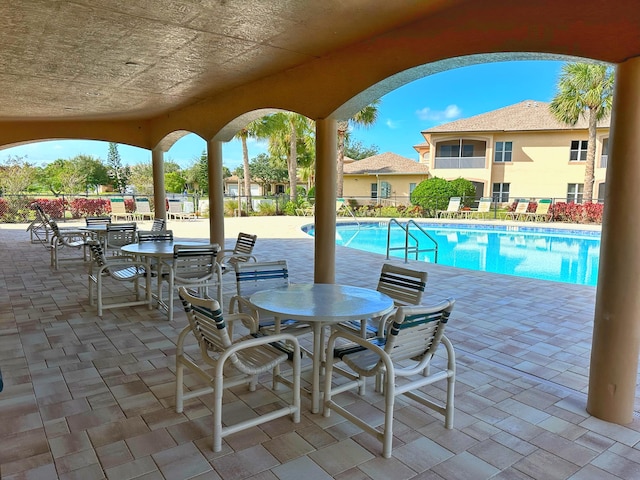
1;217;640;479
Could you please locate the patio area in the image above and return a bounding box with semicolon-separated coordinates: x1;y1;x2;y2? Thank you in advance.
1;217;639;479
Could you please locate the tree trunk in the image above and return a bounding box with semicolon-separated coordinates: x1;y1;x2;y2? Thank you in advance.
288;118;298;203
241;137;252;211
584;108;597;203
336;120;348;198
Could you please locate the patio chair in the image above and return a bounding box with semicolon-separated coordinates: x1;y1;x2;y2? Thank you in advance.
137;230;173;242
160;243;222;322
229;260;312;337
504;199;529;220
523;198;552;222
436;197;461;218
109;197;132;221
85;216;112;226
337;263;428;337
151;218;166;231
324;298;456;458
467;197;492;220
26;203;52;244
133;197;154;221
175;287;301;452
104;222;137;256
167;199;195;220
49;220;91;269
86;239;152;316
219;232;258;274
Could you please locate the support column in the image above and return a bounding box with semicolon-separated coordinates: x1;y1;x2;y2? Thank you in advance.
151;148;166;221
587;56;640;423
314;118;337;283
207;139;225;250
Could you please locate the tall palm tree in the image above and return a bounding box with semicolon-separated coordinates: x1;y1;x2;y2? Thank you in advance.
233;119;267;208
265;112;314;203
337;100;380;198
550;63;614;203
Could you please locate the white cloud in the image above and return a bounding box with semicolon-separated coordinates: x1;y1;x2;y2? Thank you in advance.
385;119;400;129
416;104;462;122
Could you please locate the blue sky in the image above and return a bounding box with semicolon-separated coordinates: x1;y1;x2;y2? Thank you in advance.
1;60;564;170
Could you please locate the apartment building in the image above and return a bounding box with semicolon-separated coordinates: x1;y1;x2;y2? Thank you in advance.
414;100;610;203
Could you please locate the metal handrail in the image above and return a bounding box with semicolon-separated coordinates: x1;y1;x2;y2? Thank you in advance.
386;219;438;263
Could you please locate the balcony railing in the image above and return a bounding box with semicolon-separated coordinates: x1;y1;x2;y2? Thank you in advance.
433;156;486;169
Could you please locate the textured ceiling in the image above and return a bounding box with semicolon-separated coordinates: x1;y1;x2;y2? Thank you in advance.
1;0;639;148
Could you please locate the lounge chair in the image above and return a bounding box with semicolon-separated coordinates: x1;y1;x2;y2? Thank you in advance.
324;298;456;458
175;287;301;452
436;197;461;218
504;199;529;221
167;199;195;220
523;198;552;222
109;197;132;221
467;197;492;220
133;197;154;221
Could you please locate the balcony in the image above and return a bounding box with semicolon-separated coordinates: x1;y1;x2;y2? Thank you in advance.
433;156;486;169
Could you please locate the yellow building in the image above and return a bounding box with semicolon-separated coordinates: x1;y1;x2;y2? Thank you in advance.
342;152;429;205
414;100;610;203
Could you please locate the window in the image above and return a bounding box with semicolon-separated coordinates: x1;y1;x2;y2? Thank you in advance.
570;140;588;161
494;141;513;162
370;183;378;199
275;185;285;194
409;183;417;195
597;183;606;203
567;183;584;203
492;183;510;202
600;138;609;168
439;143;460;157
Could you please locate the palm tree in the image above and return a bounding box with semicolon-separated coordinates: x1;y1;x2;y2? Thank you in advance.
337;100;380;198
265;112;314;203
234;119;267;209
550;63;614;203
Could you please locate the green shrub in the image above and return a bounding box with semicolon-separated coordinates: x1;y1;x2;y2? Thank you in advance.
449;177;477;207
410;177;453;216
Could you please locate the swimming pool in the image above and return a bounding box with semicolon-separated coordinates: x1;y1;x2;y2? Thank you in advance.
303;221;601;286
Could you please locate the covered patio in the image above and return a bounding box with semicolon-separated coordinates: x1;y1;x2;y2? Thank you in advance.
1;218;639;478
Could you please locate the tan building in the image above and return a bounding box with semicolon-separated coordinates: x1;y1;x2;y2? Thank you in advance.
342;152;429;205
414;100;610;203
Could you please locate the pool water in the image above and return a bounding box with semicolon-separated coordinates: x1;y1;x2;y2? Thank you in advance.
304;222;601;286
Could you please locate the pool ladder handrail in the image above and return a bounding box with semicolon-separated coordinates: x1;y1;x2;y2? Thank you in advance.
386;219;438;263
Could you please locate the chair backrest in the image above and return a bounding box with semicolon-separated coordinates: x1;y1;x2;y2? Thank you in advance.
49;219;62;236
151;218;166;231
87;239;109;269
183;201;195;214
234;260;289;304
172;244;220;282
106;223;137;249
514;199;529;213
230;232;258;262
135;197;152;214
376;263;427;307
446;197;461;212
34;203;50;224
385;298;455;363
110;197;127;214
477;197;492;213
536;198;552;214
86;216;112;226
137;230;173;242
167;199;183;213
179;287;231;353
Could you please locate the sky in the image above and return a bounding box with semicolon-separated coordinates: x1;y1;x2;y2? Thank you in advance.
0;60;565;171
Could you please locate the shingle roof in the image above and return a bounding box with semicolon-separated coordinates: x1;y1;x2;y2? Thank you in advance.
343;152;428;175
422;100;611;134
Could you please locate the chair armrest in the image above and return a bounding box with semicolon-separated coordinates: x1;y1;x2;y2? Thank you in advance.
219;253;258;265
225;312;260;333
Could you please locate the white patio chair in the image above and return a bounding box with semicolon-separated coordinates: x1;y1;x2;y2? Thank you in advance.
436;197;461;218
48;220;91;269
104;222;137;256
219;232;258;274
151;218;166;231
86;240;152;316
175;287;301;452
133;197;154;221
324;298;456;458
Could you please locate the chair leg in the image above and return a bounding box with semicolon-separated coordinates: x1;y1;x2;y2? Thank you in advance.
212;375;224;452
175;361;184;413
382;374;396;459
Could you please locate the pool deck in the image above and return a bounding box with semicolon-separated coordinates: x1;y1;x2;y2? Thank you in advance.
2;216;640;480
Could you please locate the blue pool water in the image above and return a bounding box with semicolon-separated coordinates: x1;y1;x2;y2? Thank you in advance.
304;222;601;286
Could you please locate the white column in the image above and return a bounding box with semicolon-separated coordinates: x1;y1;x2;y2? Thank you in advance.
587;56;640;424
207;139;225;250
314;118;337;283
151;148;166;220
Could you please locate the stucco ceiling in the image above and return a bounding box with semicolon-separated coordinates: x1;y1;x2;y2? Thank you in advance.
1;0;639;148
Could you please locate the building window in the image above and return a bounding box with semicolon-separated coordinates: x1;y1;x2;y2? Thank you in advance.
494;141;512;162
597;183;606;203
275;185;285;194
492;183;510;202
371;183;378;199
567;183;584;203
409;183;417;195
570;140;588;161
600;138;609;168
